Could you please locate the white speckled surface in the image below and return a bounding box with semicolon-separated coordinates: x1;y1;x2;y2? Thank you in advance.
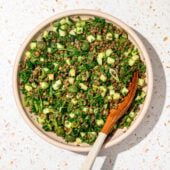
0;0;170;169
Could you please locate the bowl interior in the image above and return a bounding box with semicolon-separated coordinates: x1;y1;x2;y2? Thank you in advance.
14;10;152;152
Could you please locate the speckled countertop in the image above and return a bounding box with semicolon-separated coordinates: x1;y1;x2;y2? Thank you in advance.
0;0;170;169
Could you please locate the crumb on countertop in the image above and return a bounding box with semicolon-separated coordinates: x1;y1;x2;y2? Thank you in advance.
163;36;168;41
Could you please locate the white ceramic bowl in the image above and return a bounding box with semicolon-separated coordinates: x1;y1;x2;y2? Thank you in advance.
13;10;153;152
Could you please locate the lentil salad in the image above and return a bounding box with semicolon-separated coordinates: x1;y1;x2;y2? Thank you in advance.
18;16;146;145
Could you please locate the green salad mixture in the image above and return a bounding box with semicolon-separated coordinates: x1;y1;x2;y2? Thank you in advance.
19;16;146;144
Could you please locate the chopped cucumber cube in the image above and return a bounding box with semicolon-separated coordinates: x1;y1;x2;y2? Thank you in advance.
69;68;76;77
88;132;97;138
76;138;82;145
121;87;128;96
100;86;107;97
106;49;113;56
52;80;62;90
43;108;51;114
48;74;54;80
97;52;105;65
66;59;71;65
109;89;115;96
129;55;139;66
43;31;48;38
37;116;45;124
25;84;32;91
131;48;138;56
30;42;37;49
43;67;49;72
106;32;113;40
106;95;112;101
59;29;66;36
100;74;107;82
108;85;114;90
83;107;88;112
80;132;86;137
76;27;83;34
52;26;57;32
87;35;95;43
64;121;72;128
129;111;135;118
113;92;120;100
47;47;52;53
53;62;58;67
53;21;60;27
135;91;146;101
124;51;129;56
71;98;78;105
69;29;76;35
57;43;64;50
60;24;68;30
96;119;104;126
132;55;139;60
92;84;98;91
141;91;146;98
76;21;86;27
65;17;72;25
79;83;88;91
40;82;49;90
40;57;45;62
126;117;132;123
128;58;135;66
60;18;66;25
31;82;37;88
107;57;115;64
25;51;31;58
96;35;102;41
138;78;145;86
114;33;119;39
68;77;74;84
69;113;75;118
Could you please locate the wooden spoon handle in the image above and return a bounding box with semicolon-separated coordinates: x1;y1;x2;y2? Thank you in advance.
81;132;107;170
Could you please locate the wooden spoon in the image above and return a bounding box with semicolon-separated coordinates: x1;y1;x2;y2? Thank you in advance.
81;71;138;170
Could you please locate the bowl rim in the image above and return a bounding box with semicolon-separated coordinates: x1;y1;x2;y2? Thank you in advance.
13;9;153;152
